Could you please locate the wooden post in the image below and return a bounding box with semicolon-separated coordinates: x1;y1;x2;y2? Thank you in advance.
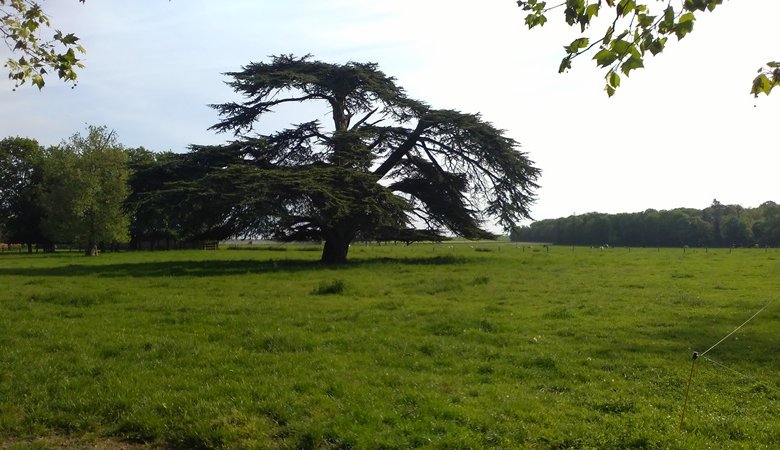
680;352;699;427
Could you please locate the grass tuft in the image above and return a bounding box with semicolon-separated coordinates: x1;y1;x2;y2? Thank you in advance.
311;279;346;295
28;291;113;307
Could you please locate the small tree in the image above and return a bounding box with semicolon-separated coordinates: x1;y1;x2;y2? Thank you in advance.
40;125;130;255
179;55;540;263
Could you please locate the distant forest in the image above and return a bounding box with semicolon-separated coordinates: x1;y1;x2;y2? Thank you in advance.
510;200;780;247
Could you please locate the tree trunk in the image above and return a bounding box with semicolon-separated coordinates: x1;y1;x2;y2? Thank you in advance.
321;228;355;264
27;242;33;254
321;237;351;264
85;242;99;256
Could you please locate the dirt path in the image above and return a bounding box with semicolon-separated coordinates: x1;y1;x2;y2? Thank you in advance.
1;436;162;450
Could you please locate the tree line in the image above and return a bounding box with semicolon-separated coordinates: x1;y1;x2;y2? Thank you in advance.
510;200;780;247
1;127;134;255
0;126;240;255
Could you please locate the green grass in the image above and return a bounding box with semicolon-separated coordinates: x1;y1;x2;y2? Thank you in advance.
1;244;779;449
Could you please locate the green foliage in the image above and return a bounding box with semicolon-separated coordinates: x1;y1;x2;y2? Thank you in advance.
0;136;46;249
751;62;780;97
512;199;778;247
39;125;130;254
174;55;540;263
517;0;777;96
749;201;780;246
1;246;780;447
367;227;450;244
124;148;183;249
0;0;86;89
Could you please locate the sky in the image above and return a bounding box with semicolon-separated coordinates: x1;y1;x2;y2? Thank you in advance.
1;0;778;225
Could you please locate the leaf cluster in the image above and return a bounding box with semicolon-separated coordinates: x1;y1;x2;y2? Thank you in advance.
1;0;85;89
752;61;780;97
518;0;774;97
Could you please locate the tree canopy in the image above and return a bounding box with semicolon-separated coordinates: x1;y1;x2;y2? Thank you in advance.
39;125;130;255
517;0;780;97
171;55;540;263
125;147;189;249
1;0;86;89
0;136;46;251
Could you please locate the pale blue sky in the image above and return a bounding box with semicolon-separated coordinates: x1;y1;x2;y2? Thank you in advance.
1;0;778;224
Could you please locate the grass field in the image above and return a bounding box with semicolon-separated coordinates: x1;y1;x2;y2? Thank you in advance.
1;244;779;449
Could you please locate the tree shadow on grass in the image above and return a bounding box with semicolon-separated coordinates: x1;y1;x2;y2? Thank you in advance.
642;308;780;372
0;255;469;278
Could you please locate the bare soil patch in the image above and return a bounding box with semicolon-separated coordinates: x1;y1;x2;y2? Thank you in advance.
1;436;161;450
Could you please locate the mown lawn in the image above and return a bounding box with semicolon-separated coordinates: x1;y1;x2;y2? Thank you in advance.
1;244;779;449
